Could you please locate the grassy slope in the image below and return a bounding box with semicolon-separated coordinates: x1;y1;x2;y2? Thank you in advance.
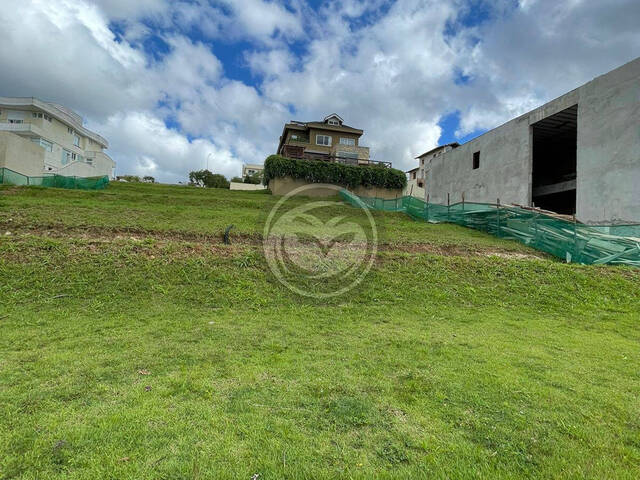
0;183;639;479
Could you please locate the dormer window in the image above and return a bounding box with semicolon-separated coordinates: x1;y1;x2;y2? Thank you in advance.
323;113;344;126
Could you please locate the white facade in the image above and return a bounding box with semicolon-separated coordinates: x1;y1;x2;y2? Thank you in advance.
242;163;264;177
405;144;458;198
0;97;115;178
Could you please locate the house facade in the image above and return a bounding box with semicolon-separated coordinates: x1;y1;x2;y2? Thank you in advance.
405;143;459;197
242;163;264;178
276;114;390;167
0;97;115;179
422;57;640;224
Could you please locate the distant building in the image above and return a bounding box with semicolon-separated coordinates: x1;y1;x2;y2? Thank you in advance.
0;97;115;179
276;113;391;167
242;163;264;178
420;57;640;224
406;143;459;197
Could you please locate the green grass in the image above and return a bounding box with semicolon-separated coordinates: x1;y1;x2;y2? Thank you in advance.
1;183;639;479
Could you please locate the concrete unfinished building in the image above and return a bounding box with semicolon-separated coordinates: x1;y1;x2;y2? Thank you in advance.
423;57;640;224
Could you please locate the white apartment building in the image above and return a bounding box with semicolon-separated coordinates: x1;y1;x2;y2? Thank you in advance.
0;97;115;178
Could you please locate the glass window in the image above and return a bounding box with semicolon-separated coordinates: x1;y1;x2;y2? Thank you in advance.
339;137;355;146
62;150;72;165
73;135;80;147
337;151;358;159
316;135;331;146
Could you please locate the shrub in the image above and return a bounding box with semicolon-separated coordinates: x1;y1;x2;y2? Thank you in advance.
188;170;230;189
263;155;406;189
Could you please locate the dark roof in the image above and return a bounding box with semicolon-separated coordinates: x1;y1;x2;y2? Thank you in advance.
406;167;419;173
415;142;459;159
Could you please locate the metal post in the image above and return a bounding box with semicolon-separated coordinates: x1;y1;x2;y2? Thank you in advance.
573;214;578;262
447;193;450;222
426;193;430;222
496;198;501;237
462;192;465;211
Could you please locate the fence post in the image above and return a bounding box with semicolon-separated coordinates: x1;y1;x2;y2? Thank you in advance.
534;211;539;246
425;193;430;222
573;214;578;262
447;192;450;222
395;193;399;211
462;192;465;211
496;198;501;237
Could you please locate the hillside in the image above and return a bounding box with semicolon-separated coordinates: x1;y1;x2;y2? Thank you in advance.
1;182;639;479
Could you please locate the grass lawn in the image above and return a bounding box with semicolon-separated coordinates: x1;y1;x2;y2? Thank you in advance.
1;182;639;479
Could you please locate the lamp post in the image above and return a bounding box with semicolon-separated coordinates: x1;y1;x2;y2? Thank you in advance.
206;153;212;171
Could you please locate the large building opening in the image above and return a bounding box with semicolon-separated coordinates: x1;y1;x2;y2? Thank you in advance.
531;105;577;215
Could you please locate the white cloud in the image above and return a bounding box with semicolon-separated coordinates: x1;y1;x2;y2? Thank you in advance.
91;111;238;182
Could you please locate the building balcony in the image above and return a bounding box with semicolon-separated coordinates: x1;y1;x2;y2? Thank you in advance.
281;145;391;168
0;122;43;138
85;150;115;167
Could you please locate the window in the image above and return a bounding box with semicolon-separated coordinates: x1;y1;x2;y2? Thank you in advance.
316;135;331;146
73;134;80;147
328;119;339;125
67;127;74;134
62;149;72;165
337;151;358;159
30;137;53;152
32;112;44;119
339;137;355;146
472;151;480;169
7;110;25;123
44;114;52;122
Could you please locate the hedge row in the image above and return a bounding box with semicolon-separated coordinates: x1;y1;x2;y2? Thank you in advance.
263;155;406;189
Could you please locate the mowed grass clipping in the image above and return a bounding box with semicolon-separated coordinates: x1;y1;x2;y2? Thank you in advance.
0;182;639;479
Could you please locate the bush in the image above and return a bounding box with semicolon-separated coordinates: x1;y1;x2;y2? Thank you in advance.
263;155;406;189
188;170;230;189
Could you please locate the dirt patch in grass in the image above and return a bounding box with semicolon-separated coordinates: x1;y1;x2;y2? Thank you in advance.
1;225;548;262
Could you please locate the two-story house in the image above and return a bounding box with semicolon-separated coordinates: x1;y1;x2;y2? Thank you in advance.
276;114;390;167
0;97;115;179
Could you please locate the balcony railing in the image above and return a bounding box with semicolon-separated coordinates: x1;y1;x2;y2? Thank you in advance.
302;152;391;168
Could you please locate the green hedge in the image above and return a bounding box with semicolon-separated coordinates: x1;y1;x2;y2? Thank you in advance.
263;155;406;189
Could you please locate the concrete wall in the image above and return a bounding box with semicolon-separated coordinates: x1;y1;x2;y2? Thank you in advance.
404;178;425;198
269;176;402;199
229;182;267;191
0;131;46;176
425;57;640;224
424;116;532;206
575;58;640;224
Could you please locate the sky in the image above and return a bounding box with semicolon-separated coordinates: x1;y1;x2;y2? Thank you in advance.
0;0;638;183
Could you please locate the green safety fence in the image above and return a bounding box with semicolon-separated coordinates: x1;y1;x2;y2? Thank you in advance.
340;190;640;267
0;167;109;190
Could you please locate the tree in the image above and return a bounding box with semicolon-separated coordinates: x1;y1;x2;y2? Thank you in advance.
230;176;244;183
142;176;155;183
188;170;230;189
243;171;263;185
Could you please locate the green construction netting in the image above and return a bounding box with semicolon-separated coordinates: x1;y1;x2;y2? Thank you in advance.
340;190;640;267
0;167;109;190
